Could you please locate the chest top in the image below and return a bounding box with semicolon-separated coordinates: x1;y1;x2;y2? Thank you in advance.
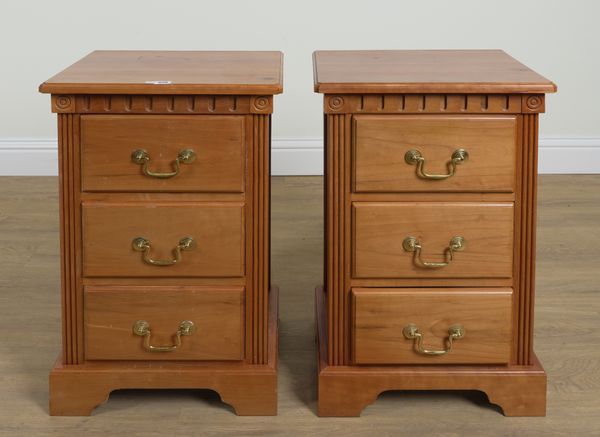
39;50;283;95
313;50;556;94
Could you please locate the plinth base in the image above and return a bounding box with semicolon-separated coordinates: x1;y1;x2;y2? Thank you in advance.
49;286;279;416
315;286;546;417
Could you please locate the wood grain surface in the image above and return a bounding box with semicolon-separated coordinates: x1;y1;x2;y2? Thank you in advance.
320;287;543;417
51;287;278;416
39;51;284;95
353;115;517;192
81;115;245;193
352;202;514;279
85;286;245;361
351;288;513;365
82;202;245;277
313;50;557;94
1;176;599;433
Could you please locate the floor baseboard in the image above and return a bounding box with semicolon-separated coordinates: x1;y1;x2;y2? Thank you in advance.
0;137;598;176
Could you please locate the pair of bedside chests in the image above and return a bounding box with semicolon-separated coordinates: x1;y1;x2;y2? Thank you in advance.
39;50;556;417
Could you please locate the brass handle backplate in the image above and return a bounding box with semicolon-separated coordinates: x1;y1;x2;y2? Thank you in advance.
403;323;465;356
405;148;468;180
132;236;196;266
403;236;465;268
133;320;196;352
131;148;196;179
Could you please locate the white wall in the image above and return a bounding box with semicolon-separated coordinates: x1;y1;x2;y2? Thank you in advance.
1;0;599;174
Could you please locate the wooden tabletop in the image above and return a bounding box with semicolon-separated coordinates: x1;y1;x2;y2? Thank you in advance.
39;51;283;95
313;50;556;94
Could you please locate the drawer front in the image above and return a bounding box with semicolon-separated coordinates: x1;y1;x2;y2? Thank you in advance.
353;115;516;192
85;286;244;361
351;288;513;365
81;115;245;192
82;202;244;277
353;202;513;279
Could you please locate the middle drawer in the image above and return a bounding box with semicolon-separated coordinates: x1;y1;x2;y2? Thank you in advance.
353;202;514;279
82;202;245;277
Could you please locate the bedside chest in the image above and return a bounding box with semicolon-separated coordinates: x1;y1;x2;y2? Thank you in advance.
39;51;282;416
313;50;556;416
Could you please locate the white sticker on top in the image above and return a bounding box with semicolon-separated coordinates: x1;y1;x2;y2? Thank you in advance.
145;80;172;85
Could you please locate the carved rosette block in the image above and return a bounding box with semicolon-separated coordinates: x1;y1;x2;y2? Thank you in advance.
52;95;76;113
250;96;273;113
522;94;545;113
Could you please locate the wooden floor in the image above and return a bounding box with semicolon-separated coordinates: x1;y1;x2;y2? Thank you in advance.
0;175;599;436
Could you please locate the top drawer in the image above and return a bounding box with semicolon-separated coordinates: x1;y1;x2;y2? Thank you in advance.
353;115;517;193
81;115;245;192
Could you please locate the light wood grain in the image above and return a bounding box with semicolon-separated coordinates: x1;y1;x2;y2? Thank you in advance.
318;47;552;414
0;176;599;433
323;94;526;114
351;288;513;365
82;202;245;277
42;49;277;412
39;51;284;95
81;115;245;193
51;287;278;416
313;50;556;94
352;202;514;279
51;95;274;115
514;114;540;365
320;286;545;416
325;113;352;366
58;113;84;364
85;286;245;361
249;114;271;365
353;115;517;192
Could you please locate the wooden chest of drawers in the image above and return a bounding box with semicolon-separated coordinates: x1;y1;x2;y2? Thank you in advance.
40;51;282;416
313;50;556;416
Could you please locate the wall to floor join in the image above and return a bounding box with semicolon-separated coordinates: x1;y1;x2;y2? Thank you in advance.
2;0;599;174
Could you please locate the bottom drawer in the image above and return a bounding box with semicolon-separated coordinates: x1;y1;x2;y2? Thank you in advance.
85;285;244;361
351;288;512;365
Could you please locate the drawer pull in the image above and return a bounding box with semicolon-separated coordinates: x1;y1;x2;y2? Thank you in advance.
133;320;196;352
131;148;196;179
404;148;469;180
403;236;466;268
132;236;196;266
403;323;465;356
